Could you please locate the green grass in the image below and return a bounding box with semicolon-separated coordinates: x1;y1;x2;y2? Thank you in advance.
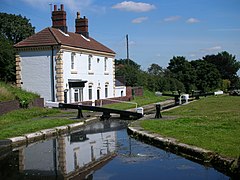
104;89;171;110
0;81;39;106
0;107;77;139
140;95;240;158
0;85;15;102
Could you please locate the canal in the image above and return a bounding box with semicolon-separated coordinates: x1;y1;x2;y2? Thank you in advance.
0;120;229;179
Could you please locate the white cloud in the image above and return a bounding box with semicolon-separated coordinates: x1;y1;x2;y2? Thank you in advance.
186;18;200;24
164;16;181;22
112;1;156;12
201;46;222;52
132;17;148;24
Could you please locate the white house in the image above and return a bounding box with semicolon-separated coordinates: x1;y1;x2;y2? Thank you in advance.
14;4;126;104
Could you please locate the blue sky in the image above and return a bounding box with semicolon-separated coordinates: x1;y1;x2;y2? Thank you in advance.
1;0;240;71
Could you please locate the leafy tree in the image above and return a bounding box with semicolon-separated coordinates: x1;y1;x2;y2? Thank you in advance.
0;35;15;82
0;13;35;44
203;51;240;87
191;60;221;92
115;59;142;86
147;63;163;76
167;56;196;92
0;13;35;82
115;59;141;71
222;79;231;92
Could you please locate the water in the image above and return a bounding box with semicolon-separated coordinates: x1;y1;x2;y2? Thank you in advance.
0;120;229;179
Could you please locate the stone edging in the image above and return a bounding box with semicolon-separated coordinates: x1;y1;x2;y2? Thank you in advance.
7;117;97;148
127;121;240;178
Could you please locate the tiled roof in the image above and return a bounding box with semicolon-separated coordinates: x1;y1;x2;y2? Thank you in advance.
14;27;115;54
115;79;125;86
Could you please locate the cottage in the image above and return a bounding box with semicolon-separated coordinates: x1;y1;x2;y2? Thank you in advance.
14;4;126;104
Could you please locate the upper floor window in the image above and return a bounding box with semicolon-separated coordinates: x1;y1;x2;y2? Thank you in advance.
104;57;107;72
88;55;92;71
71;53;75;70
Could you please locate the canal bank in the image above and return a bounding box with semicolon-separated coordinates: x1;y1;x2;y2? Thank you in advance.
127;115;240;178
1;99;239;178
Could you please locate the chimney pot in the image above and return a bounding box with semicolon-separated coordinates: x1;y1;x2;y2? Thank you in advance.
77;12;80;19
60;4;64;11
75;15;89;38
61;4;64;11
52;4;67;33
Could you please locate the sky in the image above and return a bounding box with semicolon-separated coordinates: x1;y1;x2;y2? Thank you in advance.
1;0;240;71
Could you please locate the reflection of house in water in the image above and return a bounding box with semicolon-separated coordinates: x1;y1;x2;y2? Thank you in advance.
18;130;116;179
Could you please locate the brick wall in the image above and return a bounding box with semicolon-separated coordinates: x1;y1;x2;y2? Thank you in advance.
95;96;133;106
0;100;20;115
126;86;143;97
30;98;44;108
0;98;44;115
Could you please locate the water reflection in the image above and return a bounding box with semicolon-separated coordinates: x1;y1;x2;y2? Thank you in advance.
0;120;229;180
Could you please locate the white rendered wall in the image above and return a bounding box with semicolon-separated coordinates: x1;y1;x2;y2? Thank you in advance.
115;86;126;97
20;50;54;101
62;50;115;103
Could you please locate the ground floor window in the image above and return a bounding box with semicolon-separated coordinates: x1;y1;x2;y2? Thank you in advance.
74;89;79;102
73;88;83;102
97;89;100;100
89;86;92;100
105;85;108;98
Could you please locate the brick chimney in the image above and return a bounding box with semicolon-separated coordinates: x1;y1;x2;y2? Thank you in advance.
75;12;89;38
52;4;68;33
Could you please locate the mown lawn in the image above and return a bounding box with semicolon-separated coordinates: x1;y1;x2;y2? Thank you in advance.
140;95;240;158
0;107;77;139
104;89;171;110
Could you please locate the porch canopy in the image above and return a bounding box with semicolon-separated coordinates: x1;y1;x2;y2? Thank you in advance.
68;79;87;88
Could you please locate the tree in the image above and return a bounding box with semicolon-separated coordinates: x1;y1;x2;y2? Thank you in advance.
203;51;240;88
115;59;143;86
191;60;221;92
0;13;35;44
0;13;35;82
115;59;141;71
222;79;231;92
0;35;15;82
167;56;196;92
147;63;163;76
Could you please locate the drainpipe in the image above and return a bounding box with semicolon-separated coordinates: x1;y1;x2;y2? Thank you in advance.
51;46;55;102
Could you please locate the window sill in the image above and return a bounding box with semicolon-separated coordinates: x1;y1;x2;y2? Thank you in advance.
71;70;78;74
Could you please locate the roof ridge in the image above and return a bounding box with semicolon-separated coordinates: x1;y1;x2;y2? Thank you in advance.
48;27;61;44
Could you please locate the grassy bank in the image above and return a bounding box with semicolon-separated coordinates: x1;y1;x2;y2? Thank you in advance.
0;107;77;139
104;89;171;110
0;81;39;106
140;95;240;158
0;89;169;140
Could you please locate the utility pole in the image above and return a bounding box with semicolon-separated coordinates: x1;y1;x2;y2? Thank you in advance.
126;34;129;65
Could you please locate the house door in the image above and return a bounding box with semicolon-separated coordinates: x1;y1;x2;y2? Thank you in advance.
97;89;100;100
73;88;83;102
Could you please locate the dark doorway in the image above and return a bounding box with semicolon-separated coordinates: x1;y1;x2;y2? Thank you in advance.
97;89;100;100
